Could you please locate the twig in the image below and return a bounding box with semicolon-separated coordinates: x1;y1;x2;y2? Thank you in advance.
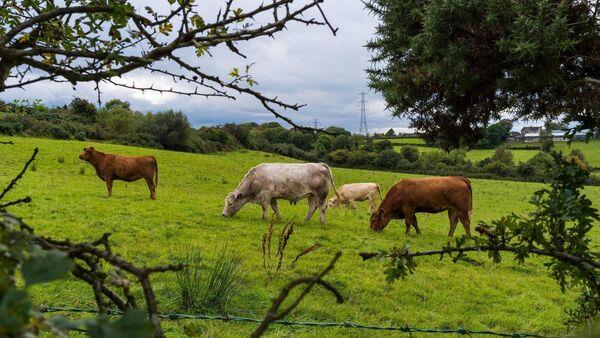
0;147;38;201
251;252;344;337
289;243;322;268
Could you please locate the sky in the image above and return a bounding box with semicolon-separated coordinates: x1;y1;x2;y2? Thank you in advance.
0;0;416;134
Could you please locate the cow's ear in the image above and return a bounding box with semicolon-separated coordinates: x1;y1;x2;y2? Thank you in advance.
378;208;384;217
83;147;87;151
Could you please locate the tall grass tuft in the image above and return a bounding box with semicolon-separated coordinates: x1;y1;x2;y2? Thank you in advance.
172;244;245;314
57;156;65;163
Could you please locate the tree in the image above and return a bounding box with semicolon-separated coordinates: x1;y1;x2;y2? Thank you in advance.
69;97;97;123
366;0;600;149
373;139;393;152
0;0;336;131
477;120;513;149
384;128;395;136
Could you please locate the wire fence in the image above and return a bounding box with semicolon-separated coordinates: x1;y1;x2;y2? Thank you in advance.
40;305;557;337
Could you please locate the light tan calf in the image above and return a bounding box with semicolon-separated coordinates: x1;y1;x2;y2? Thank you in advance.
327;183;381;213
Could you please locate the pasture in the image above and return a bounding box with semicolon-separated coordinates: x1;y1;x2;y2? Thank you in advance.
390;138;600;166
2;136;600;337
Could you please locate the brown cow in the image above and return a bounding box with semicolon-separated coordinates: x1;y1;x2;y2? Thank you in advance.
79;147;158;199
370;176;472;237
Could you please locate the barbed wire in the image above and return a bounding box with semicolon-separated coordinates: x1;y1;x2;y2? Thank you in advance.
40;305;558;337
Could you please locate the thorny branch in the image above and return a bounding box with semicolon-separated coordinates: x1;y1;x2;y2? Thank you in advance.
251;252;344;337
0;0;339;133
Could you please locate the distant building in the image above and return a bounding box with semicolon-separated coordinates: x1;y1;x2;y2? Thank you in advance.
519;126;589;142
520;126;543;136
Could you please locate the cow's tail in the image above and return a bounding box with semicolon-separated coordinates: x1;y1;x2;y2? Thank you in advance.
153;157;158;187
323;163;340;199
462;177;472;219
376;183;382;200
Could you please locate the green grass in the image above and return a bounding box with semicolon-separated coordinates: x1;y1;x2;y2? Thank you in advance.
2;136;600;337
384;137;426;145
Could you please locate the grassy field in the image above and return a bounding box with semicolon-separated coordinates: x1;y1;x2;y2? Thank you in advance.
391;138;600;166
2;136;600;337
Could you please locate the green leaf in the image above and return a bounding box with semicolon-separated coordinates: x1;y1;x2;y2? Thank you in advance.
22;250;73;286
0;289;32;333
229;67;239;78
87;309;153;338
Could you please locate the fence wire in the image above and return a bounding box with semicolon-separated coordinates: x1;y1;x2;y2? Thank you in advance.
40;305;558;337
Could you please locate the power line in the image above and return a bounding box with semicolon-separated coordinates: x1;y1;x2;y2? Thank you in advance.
359;92;368;136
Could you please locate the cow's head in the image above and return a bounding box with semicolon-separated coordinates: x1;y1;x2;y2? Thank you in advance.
370;208;391;232
79;147;96;162
222;191;250;217
327;196;340;209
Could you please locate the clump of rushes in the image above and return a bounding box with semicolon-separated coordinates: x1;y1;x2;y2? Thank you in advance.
57;156;65;163
172;244;245;314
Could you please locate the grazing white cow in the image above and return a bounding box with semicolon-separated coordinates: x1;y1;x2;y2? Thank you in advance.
327;183;381;213
222;163;339;223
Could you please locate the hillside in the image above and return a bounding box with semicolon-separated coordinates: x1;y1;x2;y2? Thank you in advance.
2;136;600;337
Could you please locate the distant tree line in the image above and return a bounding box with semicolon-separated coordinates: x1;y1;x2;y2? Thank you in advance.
1;98;597;185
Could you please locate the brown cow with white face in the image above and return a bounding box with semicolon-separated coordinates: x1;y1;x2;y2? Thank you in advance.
370;176;472;237
79;147;158;199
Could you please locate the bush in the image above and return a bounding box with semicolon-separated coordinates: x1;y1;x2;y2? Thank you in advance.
400;146;420;162
329;149;351;166
484;161;513;176
491;146;514;166
526;152;555;177
373;139;393;152
50;126;70;139
417;150;446;169
375;149;402;169
347;150;376;167
444;149;467;166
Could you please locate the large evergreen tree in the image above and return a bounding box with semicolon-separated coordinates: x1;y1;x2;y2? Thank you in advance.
366;0;599;149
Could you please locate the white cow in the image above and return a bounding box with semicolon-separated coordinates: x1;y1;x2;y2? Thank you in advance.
222;163;339;223
327;183;381;213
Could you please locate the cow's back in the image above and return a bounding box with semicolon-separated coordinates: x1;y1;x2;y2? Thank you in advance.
392;176;471;212
246;163;331;198
339;183;379;200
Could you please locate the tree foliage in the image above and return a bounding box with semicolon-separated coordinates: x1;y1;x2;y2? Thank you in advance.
366;0;600;149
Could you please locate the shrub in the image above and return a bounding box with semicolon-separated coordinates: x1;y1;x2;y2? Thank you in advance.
484;161;513;176
375;149;402;169
57;156;65;164
400;146;420;162
526;152;555;177
417;150;446;169
444;149;467;166
491;146;514;166
373;139;393;152
347;150;376;167
329;149;351;166
49;126;70;139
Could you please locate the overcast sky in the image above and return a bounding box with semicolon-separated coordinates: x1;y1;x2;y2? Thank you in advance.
0;0;419;134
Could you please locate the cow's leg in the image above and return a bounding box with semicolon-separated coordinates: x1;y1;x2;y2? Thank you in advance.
350;200;359;212
270;199;281;219
145;176;156;200
412;214;421;235
447;208;460;237
105;178;113;197
404;209;418;235
458;210;472;238
368;196;377;214
261;203;269;220
318;195;328;224
304;195;318;222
